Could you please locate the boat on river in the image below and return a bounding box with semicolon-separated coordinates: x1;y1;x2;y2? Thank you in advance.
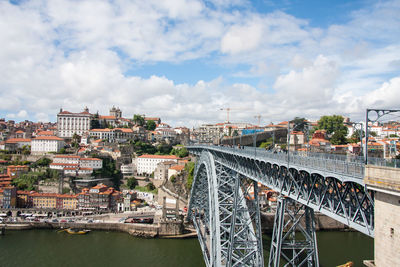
59;228;91;235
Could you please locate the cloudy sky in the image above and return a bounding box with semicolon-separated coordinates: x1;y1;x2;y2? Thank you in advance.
1;0;400;127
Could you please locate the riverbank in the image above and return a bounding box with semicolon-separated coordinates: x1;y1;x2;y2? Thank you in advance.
0;221;190;238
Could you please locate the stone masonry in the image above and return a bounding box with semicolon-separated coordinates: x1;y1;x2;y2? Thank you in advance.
364;165;400;267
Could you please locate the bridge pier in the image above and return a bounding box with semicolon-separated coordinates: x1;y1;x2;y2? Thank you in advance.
268;196;319;267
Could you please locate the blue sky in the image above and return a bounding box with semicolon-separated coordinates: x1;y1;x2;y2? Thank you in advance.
0;0;399;127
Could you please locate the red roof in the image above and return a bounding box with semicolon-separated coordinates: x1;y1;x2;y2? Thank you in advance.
169;165;185;171
37;131;54;136
80;158;101;161
5;138;31;143
50;163;79;167
99;115;116;120
33;136;64;141
90;128;112;132
138;154;179;159
54;155;80;158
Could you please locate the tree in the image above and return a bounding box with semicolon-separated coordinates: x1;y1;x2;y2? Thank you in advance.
127;177;138;189
185;162;195;190
331;131;348;145
315;115;348;145
316;115;348;135
133;114;145;126
170;147;188;158
90;119;101;129
292;117;307;133
348;130;365;144
146;182;155;191
146;120;156;131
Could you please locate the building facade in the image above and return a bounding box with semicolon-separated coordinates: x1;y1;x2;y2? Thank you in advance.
136;155;179;175
31;136;65;154
57;107;92;138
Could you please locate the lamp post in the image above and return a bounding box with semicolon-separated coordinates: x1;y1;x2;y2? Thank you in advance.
365;109;400;165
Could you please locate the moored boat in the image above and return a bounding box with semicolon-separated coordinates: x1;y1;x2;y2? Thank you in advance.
65;228;91;235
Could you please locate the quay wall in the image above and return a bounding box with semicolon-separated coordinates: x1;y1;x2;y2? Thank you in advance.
2;221;183;238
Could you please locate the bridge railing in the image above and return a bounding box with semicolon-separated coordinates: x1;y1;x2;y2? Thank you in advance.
188;145;365;179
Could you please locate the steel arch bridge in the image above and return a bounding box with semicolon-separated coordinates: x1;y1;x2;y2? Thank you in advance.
187;145;374;267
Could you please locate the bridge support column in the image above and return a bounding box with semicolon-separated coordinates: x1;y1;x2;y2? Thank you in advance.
269;196;319;267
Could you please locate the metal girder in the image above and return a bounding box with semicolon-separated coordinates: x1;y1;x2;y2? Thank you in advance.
199;148;374;237
187;145;375;267
269;196;319;267
188;151;264;267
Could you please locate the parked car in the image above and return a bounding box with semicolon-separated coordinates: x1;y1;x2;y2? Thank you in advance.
52;219;59;223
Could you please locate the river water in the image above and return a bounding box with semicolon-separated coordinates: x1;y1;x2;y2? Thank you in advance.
0;230;373;267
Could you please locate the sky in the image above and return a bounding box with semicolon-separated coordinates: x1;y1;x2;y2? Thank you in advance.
1;0;400;127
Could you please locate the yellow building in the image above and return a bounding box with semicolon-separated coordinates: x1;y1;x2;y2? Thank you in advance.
59;195;78;210
30;193;57;209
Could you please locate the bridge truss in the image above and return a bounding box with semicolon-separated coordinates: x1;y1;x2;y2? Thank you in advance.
187;146;374;267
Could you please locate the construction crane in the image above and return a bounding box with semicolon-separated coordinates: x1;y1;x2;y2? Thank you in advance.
254;114;262;126
220;107;232;123
220;107;247;123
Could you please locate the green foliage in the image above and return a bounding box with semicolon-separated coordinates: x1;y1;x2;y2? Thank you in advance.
330;131;348;145
134;185;158;194
369;131;377;137
146;120;156;131
62;187;70;194
170;175;176;183
259;138;273;149
348;130;364;144
157;143;172;155
12;172;43;191
170;147;188;158
314;115;348;145
292;117;307;132
315;115;348;135
1;154;12;161
389;134;399;138
233;130;239;137
133;141;157;155
90;119;101;129
127;177;138;189
146;182;155;191
35;157;52;167
92;157;122;189
21;145;31;155
59;148;66;154
133;114;145;126
185;162;195;190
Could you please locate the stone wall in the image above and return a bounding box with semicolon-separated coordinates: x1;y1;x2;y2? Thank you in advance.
157;187;187;209
3;221;184;237
364;165;400;267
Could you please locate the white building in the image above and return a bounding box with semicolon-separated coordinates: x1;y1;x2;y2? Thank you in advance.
121;163;134;176
50;155;102;176
57;107;92;138
136;154;179;175
31;136;65;155
80;158;103;169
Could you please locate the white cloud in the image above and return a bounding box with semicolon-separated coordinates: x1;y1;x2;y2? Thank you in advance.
0;0;400;126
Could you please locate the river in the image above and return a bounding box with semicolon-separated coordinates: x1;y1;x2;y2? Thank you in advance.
0;230;373;267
